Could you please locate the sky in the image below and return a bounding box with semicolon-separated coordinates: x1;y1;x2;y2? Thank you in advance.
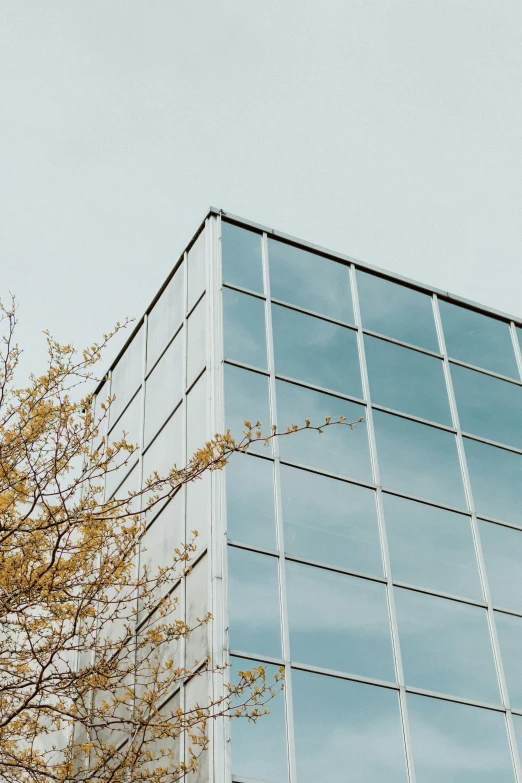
1;0;522;379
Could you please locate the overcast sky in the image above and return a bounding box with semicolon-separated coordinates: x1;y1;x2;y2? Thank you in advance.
2;1;522;378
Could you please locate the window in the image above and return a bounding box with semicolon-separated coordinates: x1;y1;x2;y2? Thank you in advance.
439;300;518;379
223;287;267;370
105;390;142;500
186;371;207;459
395;588;500;703
408;693;515;783
110;325;144;427
268;238;354;323
224;365;271;455
373;411;466;508
228;546;281;658
451;363;522;449
187;229;206;312
276;380;371;481
272;304;362;397
227;453;276;549
365;335;451;425
384;494;482;599
185;555;209;665
495;611;522;710
147;264;184;372
357;271;438;351
281;465;382;575
464;438;522;526
293;670;408;782
144;330;183;448
230;656;287;782
286;561;394;680
479;520;522;612
142;404;184;519
221;221;264;294
139;490;184;610
186;295;206;387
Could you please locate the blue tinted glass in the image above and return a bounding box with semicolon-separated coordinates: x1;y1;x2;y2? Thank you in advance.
495;612;522;710
408;694;515;783
281;465;382;575
221;222;264;294
357;271;438;351
395;588;500;703
365;335;451;424
451;363;522;449
272;304;362;397
230;657;287;782
439;300;518;378
384;495;482;599
268;238;353;323
465;438;522;525
512;715;522;770
276;381;371;482
373;411;466;508
293;670;408;782
225;364;271;455
286;561;394;680
228;546;281;657
479;521;522;612
227;454;276;549
223;288;267;370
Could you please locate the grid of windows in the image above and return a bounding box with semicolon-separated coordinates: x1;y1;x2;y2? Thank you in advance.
221;221;522;783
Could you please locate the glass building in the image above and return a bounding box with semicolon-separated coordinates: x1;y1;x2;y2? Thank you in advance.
96;208;522;782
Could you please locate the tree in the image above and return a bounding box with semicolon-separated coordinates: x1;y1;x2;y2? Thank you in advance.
0;298;357;783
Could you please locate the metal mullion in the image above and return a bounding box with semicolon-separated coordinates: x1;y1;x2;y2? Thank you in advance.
270;295;356;330
350;264;416;783
361;327;443;358
262;230;295;783
462;431;522;457
274;373;365;406
208;214;228;783
222;281;266;301
433;293;522;782
448;354;522;387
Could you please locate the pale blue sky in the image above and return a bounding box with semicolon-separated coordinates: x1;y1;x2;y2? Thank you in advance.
1;1;522;376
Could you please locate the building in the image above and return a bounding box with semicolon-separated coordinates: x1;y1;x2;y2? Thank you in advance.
96;208;522;782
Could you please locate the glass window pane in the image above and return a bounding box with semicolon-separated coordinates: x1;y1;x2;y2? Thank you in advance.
224;364;271;455
281;465;382;575
230;656;287;782
365;335;451;425
185;555;209;665
144;330;183;448
385;494;482;599
147;263;184;372
439;300;518;378
223;288;267;370
106;390;142;500
408;693;515;783
228;546;281;658
512;715;522;769
139;490;184;611
221;221;264;294
464;438;522;525
357;271;438;351
226;453;276;549
186;371;207;459
293;670;408;783
185;671;210;783
395;588;500;703
495;611;522;710
110;325;144;426
479;520;522;612
373;411;466;508
272;305;362;397
451;363;522;449
276;380;371;481
186;295;206;387
142;404;184;497
268;238;354;323
286;561;394;680
187;228;206;312
186;470;210;556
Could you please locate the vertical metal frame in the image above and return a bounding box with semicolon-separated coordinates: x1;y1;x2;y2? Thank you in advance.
350;266;417;783
207;213;229;783
432;293;522;782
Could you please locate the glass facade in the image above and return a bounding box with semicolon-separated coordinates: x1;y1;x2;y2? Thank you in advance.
95;210;522;783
